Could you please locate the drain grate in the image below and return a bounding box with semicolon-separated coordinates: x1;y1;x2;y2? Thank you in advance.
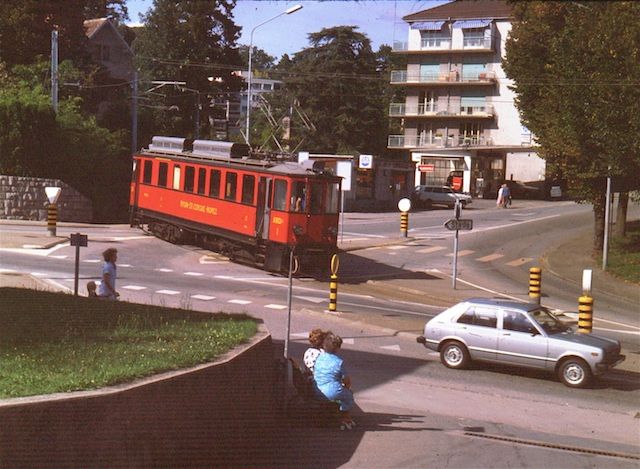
463;431;640;461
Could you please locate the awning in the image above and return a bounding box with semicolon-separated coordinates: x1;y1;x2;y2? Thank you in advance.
410;21;445;30
452;19;491;29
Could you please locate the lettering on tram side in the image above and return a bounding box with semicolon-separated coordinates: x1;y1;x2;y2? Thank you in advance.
272;216;284;225
180;200;217;215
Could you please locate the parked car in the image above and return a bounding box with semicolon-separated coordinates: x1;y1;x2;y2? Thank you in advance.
416;298;625;388
410;185;472;210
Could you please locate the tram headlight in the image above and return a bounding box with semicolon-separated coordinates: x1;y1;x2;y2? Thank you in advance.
293;224;304;236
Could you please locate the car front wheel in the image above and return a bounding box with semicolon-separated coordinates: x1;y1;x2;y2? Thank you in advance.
557;358;592;388
440;341;470;369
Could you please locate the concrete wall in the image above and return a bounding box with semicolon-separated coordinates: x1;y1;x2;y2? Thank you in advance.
0;175;92;222
0;328;280;468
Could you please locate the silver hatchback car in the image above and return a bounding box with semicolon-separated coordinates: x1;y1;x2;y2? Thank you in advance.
417;298;625;388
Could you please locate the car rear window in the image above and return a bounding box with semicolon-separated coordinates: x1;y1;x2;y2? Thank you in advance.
457;306;497;328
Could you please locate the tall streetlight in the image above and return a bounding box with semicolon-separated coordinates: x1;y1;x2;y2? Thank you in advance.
245;4;303;145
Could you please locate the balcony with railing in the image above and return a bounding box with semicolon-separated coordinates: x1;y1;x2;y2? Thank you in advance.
389;103;495;119
388;134;493;149
392;35;494;53
390;70;497;85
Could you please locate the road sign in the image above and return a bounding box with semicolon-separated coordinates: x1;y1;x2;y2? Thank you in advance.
444;218;473;231
70;233;88;247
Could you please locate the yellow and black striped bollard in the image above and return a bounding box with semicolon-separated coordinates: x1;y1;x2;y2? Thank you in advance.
329;254;339;312
528;267;541;304
47;203;58;237
578;295;593;333
400;211;408;238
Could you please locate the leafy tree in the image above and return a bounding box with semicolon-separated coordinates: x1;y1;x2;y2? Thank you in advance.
269;26;386;155
84;0;129;22
0;0;89;69
133;0;243;141
0;60;130;222
238;45;276;73
504;1;640;257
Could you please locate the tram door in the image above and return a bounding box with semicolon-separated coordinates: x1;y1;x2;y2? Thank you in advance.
256;177;272;239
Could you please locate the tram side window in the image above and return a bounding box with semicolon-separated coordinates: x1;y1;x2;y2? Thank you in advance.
184;166;195;193
309;182;323;214
273;179;288;211
225;171;237;201
197;168;207;195
158;162;168;187
142;160;153;184
241;174;255;205
325;182;340;214
209;169;221;198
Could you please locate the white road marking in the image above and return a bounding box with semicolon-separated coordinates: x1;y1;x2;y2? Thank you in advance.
417;246;446;254
49;255;68;259
191;294;216;301
156;289;180;295
476;253;504;262
228;299;251;305
0;243;69;257
446;249;474;257
380;344;401;352
290;332;310;339
342;338;355;345
110;235;153;241
0;268;17;274
265;304;287;310
184;272;204;276
119;263;132;268
83;259;101;263
386;245;408;250
155;268;173;273
341;232;386;238
506;257;534;266
123;285;147;291
215;275;233;279
30;272;48;277
294;295;326;304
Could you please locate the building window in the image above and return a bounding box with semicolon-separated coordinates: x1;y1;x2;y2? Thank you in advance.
420;30;449;49
463;29;486;48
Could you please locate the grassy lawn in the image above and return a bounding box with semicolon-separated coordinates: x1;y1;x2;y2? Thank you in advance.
0;288;258;399
607;220;640;283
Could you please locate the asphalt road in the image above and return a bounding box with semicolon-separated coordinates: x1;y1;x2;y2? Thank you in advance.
1;200;639;467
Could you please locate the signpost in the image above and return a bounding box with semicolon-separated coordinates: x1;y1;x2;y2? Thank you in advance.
70;233;88;296
444;200;473;289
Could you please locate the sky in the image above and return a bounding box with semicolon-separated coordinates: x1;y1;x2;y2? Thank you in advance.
127;0;449;59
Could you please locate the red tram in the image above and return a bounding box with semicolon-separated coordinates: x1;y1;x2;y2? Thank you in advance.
130;136;342;272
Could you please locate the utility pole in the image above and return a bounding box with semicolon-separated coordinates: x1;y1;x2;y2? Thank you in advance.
131;71;138;155
51;30;59;113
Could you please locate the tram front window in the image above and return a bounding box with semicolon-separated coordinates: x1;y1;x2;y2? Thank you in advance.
325;182;340;214
309;183;323;214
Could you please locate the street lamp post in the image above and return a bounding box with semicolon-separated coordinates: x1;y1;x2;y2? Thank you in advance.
245;4;302;145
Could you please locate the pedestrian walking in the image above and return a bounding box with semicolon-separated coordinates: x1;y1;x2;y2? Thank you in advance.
497;183;511;208
97;248;119;300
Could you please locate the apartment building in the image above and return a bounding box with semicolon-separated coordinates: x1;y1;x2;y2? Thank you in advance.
389;0;544;197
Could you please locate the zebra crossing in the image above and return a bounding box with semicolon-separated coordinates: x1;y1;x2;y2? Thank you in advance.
373;243;538;268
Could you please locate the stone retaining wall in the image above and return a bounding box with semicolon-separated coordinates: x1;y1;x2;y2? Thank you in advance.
0;175;92;222
0;327;281;468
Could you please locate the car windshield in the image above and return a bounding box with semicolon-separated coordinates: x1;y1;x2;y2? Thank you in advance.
529;308;570;334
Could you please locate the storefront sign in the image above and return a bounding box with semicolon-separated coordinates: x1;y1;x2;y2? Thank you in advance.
418;164;435;173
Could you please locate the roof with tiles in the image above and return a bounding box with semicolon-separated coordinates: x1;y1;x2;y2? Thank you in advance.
403;0;513;22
